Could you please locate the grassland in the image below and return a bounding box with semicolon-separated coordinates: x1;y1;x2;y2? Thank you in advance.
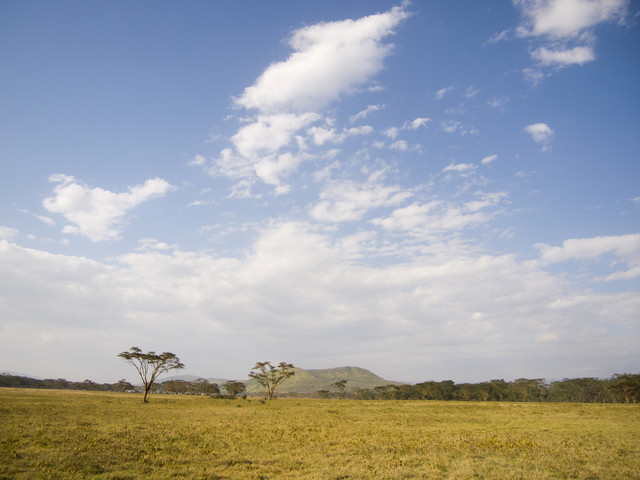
1;388;639;479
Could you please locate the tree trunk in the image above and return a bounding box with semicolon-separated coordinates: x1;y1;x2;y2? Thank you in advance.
143;383;151;403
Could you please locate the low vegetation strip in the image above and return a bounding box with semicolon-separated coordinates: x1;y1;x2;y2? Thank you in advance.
1;389;639;479
3;371;639;402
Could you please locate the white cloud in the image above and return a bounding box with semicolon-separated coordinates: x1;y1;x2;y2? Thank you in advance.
443;162;476;173
372;192;507;235
515;0;628;39
536;233;640;264
383;126;400;139
377;117;430;150
406;117;431;129
487;97;508;109
18;209;55;226
43;174;173;242
442;120;460;133
255;152;312;194
137;238;175;251
464;86;479;98
524;123;554;150
486;29;511;44
0;226;19;240
310;173;412;223
513;0;628;75
208;148;255;180
189;154;206;166
435;86;453;100
602;266;640;282
442;120;478;136
1;218;639;383
536;233;640;281
231;113;320;158
308;124;373;146
205;5;411;194
228;179;256;199
531;45;595;65
349;104;383;123
234;5;410;114
389;140;408;151
482;154;498;165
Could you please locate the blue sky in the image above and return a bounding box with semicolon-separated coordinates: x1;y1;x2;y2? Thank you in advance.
1;0;639;384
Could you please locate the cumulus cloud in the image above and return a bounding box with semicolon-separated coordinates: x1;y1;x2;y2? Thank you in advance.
515;0;628;39
376;117;430;151
389;140;408;151
536;233;640;281
524;123;554;150
0;226;19;240
43;175;173;241
255;152;312;194
203;4;411;195
308;124;373;146
442;121;460;133
1;218;639;383
189;154;206;167
383;126;400;139
531;45;595;65
513;0;628;73
235;5;410;114
310;172;412;223
371;192;507;235
231;113;321;158
536;233;640;263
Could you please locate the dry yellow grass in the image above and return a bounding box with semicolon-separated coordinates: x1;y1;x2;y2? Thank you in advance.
1;388;639;479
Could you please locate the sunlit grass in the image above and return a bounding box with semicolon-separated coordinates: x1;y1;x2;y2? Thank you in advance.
1;388;638;479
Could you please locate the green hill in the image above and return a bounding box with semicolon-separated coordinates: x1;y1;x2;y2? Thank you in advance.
244;366;400;394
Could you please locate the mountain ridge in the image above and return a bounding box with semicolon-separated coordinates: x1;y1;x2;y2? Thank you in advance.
165;366;401;394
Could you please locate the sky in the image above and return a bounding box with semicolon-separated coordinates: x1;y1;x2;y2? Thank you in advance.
1;0;639;385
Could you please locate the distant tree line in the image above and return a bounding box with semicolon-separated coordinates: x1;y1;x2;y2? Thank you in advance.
0;374;132;392
3;371;638;403
348;374;640;403
0;373;245;398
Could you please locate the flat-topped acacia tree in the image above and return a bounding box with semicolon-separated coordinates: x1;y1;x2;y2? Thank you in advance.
118;347;184;403
249;361;295;400
332;380;348;399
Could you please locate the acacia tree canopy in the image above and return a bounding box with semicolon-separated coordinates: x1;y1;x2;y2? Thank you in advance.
118;347;184;403
225;380;246;398
249;361;295;400
332;380;348;399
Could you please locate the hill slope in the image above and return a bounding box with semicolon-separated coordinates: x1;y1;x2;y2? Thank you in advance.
244;366;400;394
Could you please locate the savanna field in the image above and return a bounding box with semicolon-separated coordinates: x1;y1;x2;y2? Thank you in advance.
1;389;639;479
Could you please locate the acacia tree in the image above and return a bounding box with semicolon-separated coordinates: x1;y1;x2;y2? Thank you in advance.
118;347;184;403
225;380;246;398
193;378;220;396
249;361;295;400
332;380;348;399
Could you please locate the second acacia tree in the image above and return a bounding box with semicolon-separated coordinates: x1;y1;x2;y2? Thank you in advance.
249;361;295;400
